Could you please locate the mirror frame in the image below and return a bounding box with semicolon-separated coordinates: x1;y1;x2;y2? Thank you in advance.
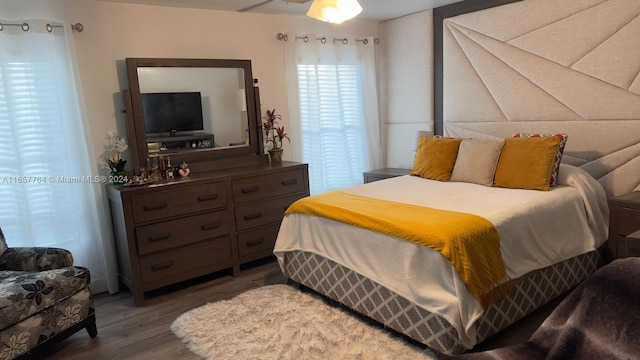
125;58;264;173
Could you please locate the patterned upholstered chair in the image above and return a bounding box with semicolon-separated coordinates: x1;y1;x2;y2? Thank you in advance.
0;227;96;359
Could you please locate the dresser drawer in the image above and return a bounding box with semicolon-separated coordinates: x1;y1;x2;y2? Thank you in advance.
232;169;305;203
136;210;231;255
139;236;232;285
131;183;226;223
237;224;280;258
617;207;640;236
235;194;303;231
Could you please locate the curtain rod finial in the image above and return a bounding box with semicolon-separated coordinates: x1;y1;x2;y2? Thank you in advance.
71;23;83;33
277;33;288;41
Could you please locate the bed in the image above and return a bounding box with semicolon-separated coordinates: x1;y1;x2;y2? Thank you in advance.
275;0;640;355
274;162;609;354
275;0;640;354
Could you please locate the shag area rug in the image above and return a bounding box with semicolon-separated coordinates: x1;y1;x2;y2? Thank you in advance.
171;284;440;360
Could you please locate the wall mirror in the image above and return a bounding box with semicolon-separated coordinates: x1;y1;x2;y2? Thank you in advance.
125;58;263;173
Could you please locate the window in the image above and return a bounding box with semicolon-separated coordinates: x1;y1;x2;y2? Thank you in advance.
283;35;381;195
297;64;368;194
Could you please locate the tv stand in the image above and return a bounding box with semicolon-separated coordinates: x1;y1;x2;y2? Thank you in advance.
147;132;214;153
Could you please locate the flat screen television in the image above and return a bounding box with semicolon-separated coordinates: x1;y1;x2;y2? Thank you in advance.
142;92;204;134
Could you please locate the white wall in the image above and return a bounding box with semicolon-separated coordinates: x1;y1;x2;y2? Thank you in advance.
379;11;433;169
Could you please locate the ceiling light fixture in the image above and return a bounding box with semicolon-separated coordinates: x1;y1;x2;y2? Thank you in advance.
306;0;363;24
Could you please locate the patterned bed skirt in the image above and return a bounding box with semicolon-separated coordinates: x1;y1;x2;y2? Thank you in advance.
282;248;607;355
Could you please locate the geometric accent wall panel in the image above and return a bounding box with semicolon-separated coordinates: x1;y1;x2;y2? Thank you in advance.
443;0;640;196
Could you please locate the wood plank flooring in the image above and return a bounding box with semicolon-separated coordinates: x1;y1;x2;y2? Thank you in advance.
42;257;561;359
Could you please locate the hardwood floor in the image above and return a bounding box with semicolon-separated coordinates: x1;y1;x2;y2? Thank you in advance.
44;258;287;360
42;257;561;359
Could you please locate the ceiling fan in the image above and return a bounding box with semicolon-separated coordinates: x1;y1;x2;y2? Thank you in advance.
238;0;311;13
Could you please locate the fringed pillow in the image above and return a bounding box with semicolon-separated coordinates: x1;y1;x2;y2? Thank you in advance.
512;133;568;187
494;136;562;191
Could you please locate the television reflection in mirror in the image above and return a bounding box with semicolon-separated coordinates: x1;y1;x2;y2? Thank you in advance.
142;92;204;135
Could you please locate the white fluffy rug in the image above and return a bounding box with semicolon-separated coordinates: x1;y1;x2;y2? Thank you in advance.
171;284;440;360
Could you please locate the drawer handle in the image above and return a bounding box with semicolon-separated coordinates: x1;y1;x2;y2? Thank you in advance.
143;202;167;211
198;194;218;201
246;237;264;247
281;179;298;186
243;212;262;221
151;261;174;271
241;186;259;194
148;232;172;242
202;221;222;231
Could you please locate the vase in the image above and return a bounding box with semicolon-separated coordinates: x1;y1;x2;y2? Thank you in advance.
268;148;283;163
110;170;127;185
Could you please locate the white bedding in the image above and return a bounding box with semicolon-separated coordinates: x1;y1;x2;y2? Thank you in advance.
273;164;608;348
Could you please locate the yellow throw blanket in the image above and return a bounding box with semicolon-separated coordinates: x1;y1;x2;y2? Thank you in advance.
285;191;511;308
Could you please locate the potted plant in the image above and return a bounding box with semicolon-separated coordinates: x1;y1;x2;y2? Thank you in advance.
104;131;128;184
263;108;290;163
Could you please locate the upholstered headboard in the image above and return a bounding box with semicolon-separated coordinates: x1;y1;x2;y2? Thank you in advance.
440;0;640;197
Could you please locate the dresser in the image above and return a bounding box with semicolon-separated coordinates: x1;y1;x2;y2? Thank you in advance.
107;161;309;305
608;191;640;258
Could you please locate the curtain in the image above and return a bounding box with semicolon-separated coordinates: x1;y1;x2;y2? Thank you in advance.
284;34;382;195
0;19;117;294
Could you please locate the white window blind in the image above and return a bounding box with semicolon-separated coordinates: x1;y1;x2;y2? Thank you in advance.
0;61;81;247
283;34;382;195
297;64;368;195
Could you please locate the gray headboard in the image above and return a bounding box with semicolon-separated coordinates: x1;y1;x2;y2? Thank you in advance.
438;0;640;197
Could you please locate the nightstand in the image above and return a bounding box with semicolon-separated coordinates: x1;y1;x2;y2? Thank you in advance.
363;168;411;184
608;191;640;258
627;230;640;257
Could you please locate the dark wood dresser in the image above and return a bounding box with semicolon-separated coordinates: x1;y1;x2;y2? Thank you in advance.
107;161;309;305
608;191;640;258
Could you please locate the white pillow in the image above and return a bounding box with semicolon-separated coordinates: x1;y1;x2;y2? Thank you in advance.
451;138;504;186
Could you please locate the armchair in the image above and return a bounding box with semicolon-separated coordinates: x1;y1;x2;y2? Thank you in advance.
0;228;96;359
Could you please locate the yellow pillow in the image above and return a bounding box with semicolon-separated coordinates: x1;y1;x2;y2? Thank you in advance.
411;136;462;181
494;137;562;191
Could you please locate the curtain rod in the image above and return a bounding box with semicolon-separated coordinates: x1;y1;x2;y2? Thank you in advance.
276;32;379;45
0;21;84;33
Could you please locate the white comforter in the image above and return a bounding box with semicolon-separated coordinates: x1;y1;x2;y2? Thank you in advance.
273;164;609;348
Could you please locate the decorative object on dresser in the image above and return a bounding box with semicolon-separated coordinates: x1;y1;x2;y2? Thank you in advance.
262;108;289;163
363;168;411;184
608;191;640;258
103;131;128;185
107;162;309;306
